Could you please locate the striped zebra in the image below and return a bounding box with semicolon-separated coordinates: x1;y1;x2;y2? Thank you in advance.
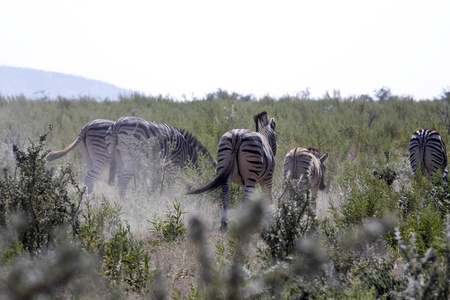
409;129;448;178
187;112;277;231
105;116;216;199
283;147;328;209
46;119;115;194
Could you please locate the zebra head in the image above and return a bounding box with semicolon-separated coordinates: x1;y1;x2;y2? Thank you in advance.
308;147;328;191
254;111;277;156
178;129;217;169
318;152;329;190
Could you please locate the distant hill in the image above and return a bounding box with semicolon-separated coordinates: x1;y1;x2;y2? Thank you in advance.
0;66;131;100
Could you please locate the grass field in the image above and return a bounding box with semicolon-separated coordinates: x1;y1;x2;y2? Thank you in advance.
1;91;450;299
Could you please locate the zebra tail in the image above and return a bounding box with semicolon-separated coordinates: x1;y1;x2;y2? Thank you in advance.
46;137;83;161
187;161;234;195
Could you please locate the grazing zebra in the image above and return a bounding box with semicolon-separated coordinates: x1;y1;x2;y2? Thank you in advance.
105;116;216;199
283;147;328;209
409;129;448;178
46;119;115;194
187;112;277;231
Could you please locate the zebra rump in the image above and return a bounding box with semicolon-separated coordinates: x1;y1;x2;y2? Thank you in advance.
187;111;277;231
409;129;448;178
187;134;241;195
283;147;328;199
46;119;115;194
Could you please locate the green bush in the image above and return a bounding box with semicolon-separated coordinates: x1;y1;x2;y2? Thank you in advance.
103;223;153;292
0;130;97;299
261;180;317;260
0;129;83;256
337;174;401;228
149;198;187;242
395;225;450;299
79;195;122;253
2;93;450;298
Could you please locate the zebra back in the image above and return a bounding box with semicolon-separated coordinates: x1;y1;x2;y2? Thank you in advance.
409;129;448;177
106;116;216;198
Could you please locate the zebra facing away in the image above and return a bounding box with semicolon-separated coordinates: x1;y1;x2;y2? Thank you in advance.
105;116;216;199
283;147;328;210
187;112;277;231
409;129;448;178
46;119;115;194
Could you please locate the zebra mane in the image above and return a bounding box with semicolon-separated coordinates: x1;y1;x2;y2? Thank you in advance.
307;147;321;158
254;111;269;132
178;129;217;168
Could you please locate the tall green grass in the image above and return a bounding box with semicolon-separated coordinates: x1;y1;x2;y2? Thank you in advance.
1;92;450;298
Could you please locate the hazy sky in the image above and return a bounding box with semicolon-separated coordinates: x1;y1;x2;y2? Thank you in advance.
1;0;449;100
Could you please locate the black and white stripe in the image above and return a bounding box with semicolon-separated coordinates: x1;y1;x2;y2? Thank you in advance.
46;119;115;194
409;129;447;178
188;112;277;231
105;116;215;199
283;147;328;209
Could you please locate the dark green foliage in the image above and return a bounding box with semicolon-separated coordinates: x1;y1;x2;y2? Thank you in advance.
103;223;153;292
353;256;406;298
78;196;155;293
0;129;83;256
337;174;401;228
0;131;97;299
79;196;122;253
0;244;94;299
149;198;187;242
372;165;397;186
261;180;317;260
186;197;266;300
393;174;450;254
3;93;450;298
395;225;450;299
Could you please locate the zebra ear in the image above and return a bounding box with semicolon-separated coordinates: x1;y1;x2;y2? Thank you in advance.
270;118;276;130
320;153;329;163
254;112;269;132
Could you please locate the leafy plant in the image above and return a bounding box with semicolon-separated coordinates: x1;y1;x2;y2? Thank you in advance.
103;223;153;292
261;180;317;260
0;128;84;256
149;198;187;242
79;195;122;253
395;224;450;299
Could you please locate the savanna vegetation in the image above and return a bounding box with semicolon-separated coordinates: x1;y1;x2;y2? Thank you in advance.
1;88;450;299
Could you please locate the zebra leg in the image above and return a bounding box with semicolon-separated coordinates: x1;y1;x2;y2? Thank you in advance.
115;149;133;200
243;184;256;200
118;171;133;200
85;159;109;194
85;150;110;194
220;178;232;231
84;173;96;195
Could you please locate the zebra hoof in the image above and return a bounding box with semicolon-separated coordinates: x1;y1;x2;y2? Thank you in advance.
220;222;228;232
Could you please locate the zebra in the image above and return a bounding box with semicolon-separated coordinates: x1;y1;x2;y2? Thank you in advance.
409;129;448;178
283;147;328;210
187;112;277;231
46;119;115;194
105;116;216;199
